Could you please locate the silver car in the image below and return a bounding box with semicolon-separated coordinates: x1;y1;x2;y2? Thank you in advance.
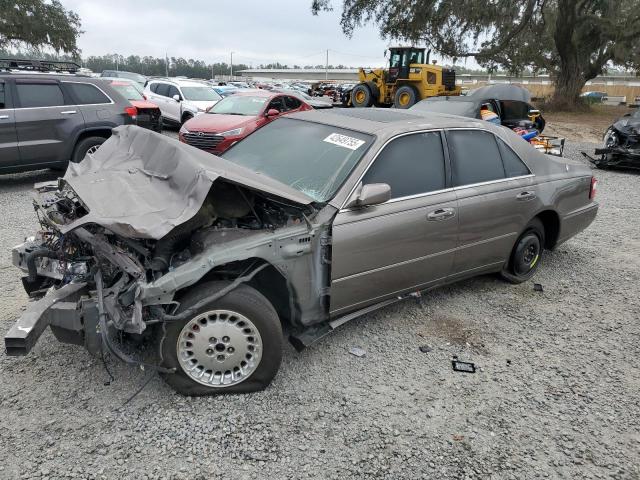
5;109;598;395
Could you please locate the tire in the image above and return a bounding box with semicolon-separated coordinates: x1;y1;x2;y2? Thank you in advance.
501;218;545;284
71;136;106;163
158;281;283;396
181;112;194;125
393;85;418;109
351;84;373;108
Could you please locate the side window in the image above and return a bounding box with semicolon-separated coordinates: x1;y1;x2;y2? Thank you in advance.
15;83;65;108
167;85;180;99
0;83;5;109
284;96;301;110
149;83;159;93
65;83;111;105
155;83;170;97
362;132;446;199
268;97;285;112
448;130;505;186
497;138;530;177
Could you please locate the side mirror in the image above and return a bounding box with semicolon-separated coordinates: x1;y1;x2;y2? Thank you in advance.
345;183;391;209
266;108;280;117
172;94;181;102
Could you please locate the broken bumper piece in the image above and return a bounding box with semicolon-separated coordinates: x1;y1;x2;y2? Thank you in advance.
4;282;87;356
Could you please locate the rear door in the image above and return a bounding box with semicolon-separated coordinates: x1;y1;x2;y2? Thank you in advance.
146;82;173;120
63;81;117;130
447;129;538;279
330;131;458;315
14;79;85;165
0;79;20;169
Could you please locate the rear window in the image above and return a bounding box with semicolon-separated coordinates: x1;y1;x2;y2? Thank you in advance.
448;130;505;186
65;82;111;105
500;100;530;121
16;83;65;108
110;82;144;101
497;138;530;177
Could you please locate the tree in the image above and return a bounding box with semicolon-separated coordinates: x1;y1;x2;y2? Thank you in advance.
0;0;82;55
312;0;640;109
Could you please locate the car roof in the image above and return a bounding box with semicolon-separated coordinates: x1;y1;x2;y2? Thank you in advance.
147;78;209;87
0;72;97;80
288;108;493;135
233;90;282;98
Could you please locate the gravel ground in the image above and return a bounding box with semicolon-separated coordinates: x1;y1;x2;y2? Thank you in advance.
0;139;639;480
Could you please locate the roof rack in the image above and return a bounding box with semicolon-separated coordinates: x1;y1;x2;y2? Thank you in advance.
0;58;81;73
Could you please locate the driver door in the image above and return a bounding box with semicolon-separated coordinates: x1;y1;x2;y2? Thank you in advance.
330;131;459;316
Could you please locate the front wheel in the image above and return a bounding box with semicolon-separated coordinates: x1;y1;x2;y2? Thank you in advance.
501;218;545;284
158;281;283;395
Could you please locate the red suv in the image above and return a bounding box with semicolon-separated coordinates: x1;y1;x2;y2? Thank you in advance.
179;90;312;154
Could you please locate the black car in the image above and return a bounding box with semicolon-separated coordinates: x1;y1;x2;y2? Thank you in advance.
588;107;640;169
0;59;135;174
410;84;546;133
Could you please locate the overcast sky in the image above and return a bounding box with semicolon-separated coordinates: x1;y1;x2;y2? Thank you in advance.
58;0;402;68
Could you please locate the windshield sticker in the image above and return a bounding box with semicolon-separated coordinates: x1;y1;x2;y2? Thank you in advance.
323;133;366;151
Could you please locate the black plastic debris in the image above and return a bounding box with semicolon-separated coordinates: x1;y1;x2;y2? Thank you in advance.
533;283;544;292
452;360;476;373
418;345;433;353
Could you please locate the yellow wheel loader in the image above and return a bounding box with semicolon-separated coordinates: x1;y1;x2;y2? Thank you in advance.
351;47;461;109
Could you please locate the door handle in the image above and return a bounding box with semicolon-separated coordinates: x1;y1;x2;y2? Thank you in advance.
0;115;9;119
516;191;536;201
60;110;77;115
427;208;455;221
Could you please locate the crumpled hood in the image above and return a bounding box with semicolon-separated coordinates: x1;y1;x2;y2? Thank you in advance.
61;125;312;240
613;117;640;136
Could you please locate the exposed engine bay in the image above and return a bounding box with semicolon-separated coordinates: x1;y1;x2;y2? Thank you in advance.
6;126;334;361
584;108;640;169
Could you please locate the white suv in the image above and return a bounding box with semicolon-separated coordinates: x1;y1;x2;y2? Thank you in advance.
144;78;221;125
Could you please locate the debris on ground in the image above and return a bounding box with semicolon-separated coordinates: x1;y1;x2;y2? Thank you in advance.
348;347;366;358
418;345;433;353
534;283;544;292
452;360;476;373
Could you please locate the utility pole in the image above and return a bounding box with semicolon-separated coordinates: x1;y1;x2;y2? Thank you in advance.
325;49;328;80
230;52;234;79
165;53;169;77
211;62;214;81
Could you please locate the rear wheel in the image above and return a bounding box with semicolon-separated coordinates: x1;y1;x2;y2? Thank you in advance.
158;281;283;396
501;218;545;284
351;84;373;108
71;136;106;163
393;85;418;109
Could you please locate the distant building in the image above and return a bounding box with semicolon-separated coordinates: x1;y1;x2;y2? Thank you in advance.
238;68;360;81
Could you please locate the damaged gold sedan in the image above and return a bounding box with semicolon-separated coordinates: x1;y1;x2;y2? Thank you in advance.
5;109;598;395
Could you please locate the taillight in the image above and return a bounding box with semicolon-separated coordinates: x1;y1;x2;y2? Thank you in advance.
589;176;598;199
124;106;138;120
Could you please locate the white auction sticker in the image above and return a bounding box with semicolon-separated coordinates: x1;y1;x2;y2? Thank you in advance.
323;133;366;150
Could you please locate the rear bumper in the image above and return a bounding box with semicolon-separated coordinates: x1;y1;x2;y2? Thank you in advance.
557;202;599;246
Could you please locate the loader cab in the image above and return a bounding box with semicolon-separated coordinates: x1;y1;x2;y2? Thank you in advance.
387;47;426;83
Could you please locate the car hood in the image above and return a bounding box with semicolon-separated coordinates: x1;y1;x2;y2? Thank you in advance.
185;113;256;133
61;125;313;240
130;100;159;109
612;116;640;136
187;100;219;111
